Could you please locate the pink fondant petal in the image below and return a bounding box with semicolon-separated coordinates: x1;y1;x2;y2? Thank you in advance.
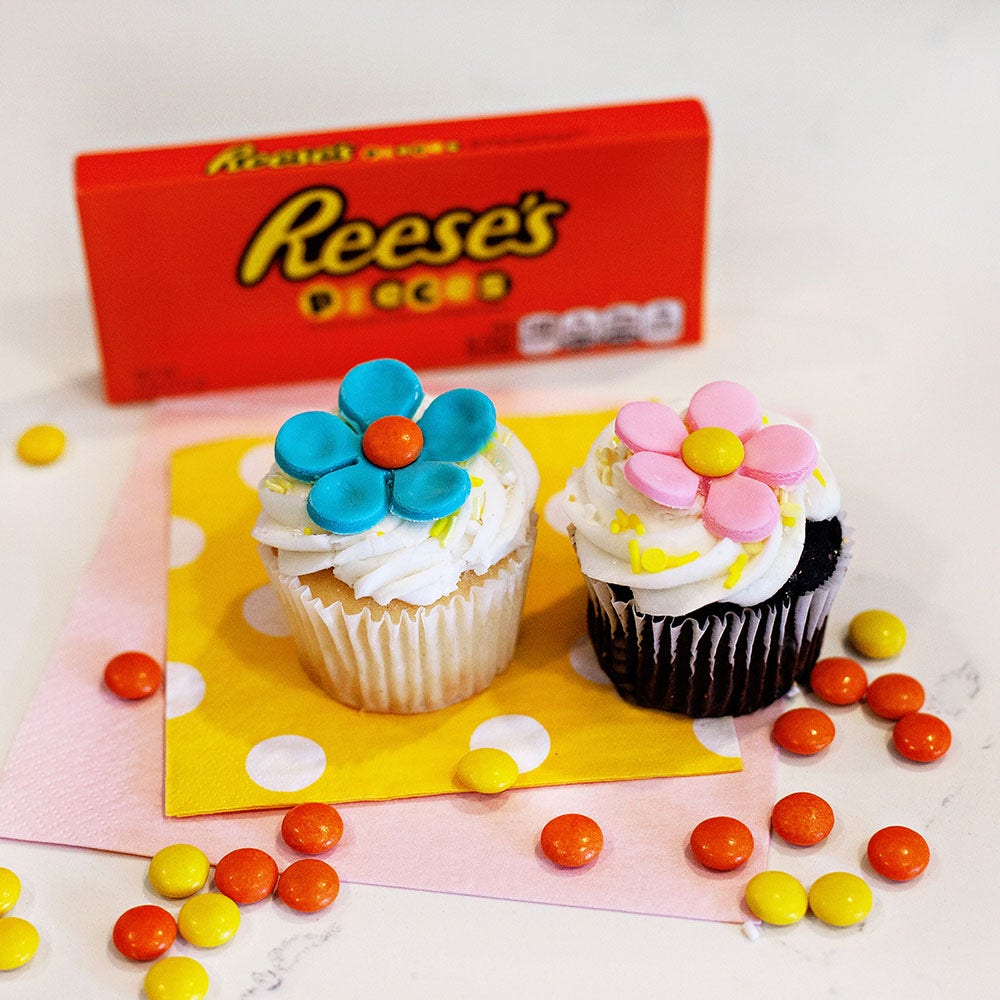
741;424;819;487
623;451;700;509
686;381;762;441
702;475;779;542
615;401;688;457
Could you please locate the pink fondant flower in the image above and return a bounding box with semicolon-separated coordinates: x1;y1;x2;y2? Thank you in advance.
614;381;818;543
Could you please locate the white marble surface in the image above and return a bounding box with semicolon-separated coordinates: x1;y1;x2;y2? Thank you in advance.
1;2;998;997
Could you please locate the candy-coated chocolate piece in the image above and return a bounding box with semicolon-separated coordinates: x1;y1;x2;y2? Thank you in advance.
281;802;344;855
16;423;66;465
865;673;925;720
112;905;177;961
104;651;163;700
770;792;835;846
0;916;39;970
361;415;423;469
455;747;519;794
0;868;20;916
772;707;835;755
143;955;209;1000
808;871;873;927
276;859;340;912
893;712;952;763
214;848;279;904
867;825;930;881
148;844;210;899
809;657;868;705
689;816;754;871
744;871;808;926
848;609;906;659
177;892;240;948
540;813;604;868
681;427;745;478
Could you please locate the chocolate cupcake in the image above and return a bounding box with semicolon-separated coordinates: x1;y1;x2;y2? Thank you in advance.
563;380;848;717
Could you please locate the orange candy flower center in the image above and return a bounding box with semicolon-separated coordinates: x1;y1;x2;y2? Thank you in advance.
362;415;424;469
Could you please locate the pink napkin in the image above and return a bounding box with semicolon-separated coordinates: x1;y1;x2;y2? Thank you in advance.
0;385;781;922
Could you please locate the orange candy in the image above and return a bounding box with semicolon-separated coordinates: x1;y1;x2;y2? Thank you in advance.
276;859;340;913
214;848;279;904
361;415;423;469
772;707;835;756
867;825;930;881
771;792;835;846
104;651;163;700
112;904;177;961
689;816;754;871
540;813;604;868
281;802;344;855
866;673;925;720
893;712;952;762
809;657;868;705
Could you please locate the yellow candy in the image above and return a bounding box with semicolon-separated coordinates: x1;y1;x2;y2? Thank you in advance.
0;868;20;916
808;871;873;927
148;844;210;899
848;609;906;659
144;955;210;1000
177;892;241;948
744;870;808;926
0;916;39;971
681;427;744;478
16;424;66;465
456;747;519;794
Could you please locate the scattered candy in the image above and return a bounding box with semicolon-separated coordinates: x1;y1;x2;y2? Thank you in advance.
809;657;867;705
867;825;930;882
112;905;177;961
455;747;519;794
865;672;925;720
848;609;906;659
104;651;163;700
808;871;873;927
772;707;835;755
744;871;808;926
0;868;20;916
770;792;835;847
893;712;952;763
148;844;210;899
281;802;344;855
276;859;340;913
540;813;604;868
143;954;209;1000
213;847;278;904
15;423;66;465
0;916;39;971
177;892;241;948
689;816;754;871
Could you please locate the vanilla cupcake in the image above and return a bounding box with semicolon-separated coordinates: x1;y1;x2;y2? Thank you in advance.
563;380;848;717
253;359;539;713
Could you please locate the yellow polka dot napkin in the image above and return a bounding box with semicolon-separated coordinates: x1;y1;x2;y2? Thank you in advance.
165;412;741;817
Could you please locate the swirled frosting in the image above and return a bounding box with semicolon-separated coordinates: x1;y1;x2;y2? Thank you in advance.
253;421;539;607
563;392;840;617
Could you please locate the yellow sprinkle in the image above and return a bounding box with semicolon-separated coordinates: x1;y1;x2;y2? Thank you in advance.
813;467;827;486
610;522;621;535
263;475;289;494
599;467;613;487
743;541;765;555
568;494;576;503
469;475;484;487
628;539;642;574
628;514;645;536
616;508;627;522
641;547;668;573
762;414;769;425
612;435;620;446
303;527;312;535
724;553;749;589
780;501;803;528
430;513;459;542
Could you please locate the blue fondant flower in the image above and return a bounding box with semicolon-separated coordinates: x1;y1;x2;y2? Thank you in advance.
274;358;497;534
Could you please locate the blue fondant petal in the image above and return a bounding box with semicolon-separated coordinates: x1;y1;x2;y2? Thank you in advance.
417;388;497;462
391;461;471;521
275;411;361;483
307;461;390;534
338;358;423;430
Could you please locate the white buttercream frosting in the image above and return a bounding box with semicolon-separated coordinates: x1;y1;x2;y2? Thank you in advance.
563;410;841;617
252;421;539;607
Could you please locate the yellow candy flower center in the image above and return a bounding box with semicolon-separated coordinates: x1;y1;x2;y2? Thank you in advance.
681;427;744;478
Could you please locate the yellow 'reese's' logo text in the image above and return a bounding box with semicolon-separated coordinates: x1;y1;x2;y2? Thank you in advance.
237;186;568;286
